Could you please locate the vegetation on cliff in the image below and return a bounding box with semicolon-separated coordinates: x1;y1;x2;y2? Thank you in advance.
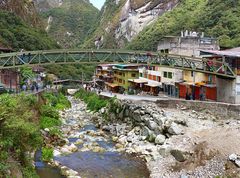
0;10;58;51
39;0;99;48
128;0;240;50
0;92;70;177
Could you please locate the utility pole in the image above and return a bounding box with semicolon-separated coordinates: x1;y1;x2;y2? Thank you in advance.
93;71;96;89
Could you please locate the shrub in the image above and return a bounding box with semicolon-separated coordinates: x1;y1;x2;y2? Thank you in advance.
41;147;53;162
40;105;59;119
40;116;61;129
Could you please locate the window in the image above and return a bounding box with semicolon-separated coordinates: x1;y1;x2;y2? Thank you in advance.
123;80;125;84
168;72;173;79
163;71;168;78
191;71;194;77
140;73;143;77
164;71;173;79
123;73;125;77
157;76;161;82
131;73;136;77
119;79;122;83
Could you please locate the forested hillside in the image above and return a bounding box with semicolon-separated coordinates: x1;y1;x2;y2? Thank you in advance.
36;0;99;48
127;0;240;50
0;0;58;50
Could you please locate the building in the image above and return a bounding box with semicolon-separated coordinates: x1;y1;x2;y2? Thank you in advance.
106;64;141;93
137;66;183;96
177;70;217;101
157;31;219;101
157;31;219;57
96;64;115;83
200;48;240;104
0;69;20;91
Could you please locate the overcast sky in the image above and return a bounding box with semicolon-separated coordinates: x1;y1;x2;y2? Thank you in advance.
90;0;105;10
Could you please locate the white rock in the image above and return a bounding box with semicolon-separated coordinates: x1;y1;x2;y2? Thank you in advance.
44;128;50;132
168;122;183;135
155;134;166;145
60;147;71;154
53;150;61;156
229;153;238;161
66;169;78;176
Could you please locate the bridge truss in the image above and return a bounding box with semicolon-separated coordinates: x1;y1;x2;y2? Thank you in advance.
0;49;236;78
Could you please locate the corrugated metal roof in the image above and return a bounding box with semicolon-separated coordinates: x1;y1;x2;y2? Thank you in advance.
201;49;240;57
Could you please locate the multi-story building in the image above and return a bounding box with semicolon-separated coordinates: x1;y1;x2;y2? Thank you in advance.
157;31;219;101
106;64;140;93
200;48;240;103
96;64;115;83
157;31;219;57
138;66;183;96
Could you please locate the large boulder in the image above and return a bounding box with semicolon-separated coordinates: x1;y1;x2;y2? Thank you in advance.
170;149;187;162
68;144;78;152
141;126;152;137
147;120;158;130
168;122;183;135
155;134;166;145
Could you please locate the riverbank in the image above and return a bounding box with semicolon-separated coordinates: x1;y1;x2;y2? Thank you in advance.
87;97;240;178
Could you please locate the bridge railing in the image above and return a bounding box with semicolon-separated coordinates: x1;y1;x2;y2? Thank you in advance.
0;50;236;78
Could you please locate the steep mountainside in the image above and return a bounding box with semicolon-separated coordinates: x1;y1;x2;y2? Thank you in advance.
35;0;99;48
0;0;58;50
34;0;63;12
128;0;240;50
82;0;180;49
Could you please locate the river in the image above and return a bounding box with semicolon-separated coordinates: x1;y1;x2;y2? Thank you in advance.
35;96;149;178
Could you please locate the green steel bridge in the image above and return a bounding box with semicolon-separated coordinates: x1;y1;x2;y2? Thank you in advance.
0;49;236;79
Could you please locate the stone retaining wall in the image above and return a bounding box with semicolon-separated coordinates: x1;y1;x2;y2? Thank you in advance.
156;99;240;118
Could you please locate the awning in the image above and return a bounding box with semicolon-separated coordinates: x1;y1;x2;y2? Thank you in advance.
145;83;161;87
195;82;206;86
105;82;119;88
128;78;148;83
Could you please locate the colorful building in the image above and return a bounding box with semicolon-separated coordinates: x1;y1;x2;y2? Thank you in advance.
200;48;240;104
177;71;217;101
137;66;183;96
106;64;140;93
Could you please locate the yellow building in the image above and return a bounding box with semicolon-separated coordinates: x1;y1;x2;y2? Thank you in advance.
106;64;140;92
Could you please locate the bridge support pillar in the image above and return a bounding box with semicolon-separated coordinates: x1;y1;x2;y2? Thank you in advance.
216;76;240;104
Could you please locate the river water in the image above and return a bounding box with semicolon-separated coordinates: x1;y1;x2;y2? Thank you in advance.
35;97;149;178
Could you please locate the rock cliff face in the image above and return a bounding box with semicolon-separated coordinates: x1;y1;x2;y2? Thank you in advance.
0;0;41;27
82;0;179;49
116;0;179;45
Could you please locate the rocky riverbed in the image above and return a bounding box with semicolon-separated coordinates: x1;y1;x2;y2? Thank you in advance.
38;96;149;178
90;99;240;178
38;96;240;178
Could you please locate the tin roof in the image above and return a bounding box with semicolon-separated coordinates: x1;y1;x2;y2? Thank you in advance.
201;48;240;57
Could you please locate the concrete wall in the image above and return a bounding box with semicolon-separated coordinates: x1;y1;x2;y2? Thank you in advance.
216;77;237;104
235;76;240;104
158;67;183;84
157;36;219;57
